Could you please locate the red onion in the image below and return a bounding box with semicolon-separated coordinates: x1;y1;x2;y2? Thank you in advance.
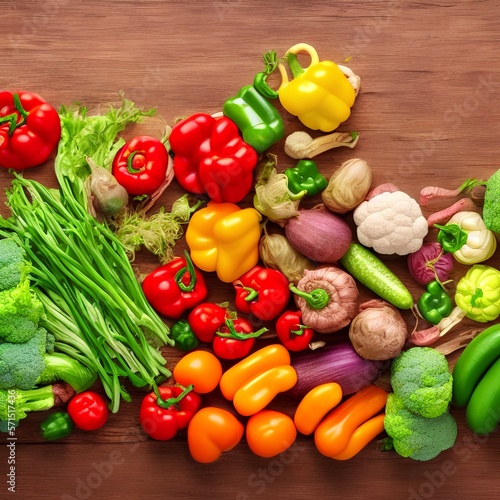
285;206;352;262
288;342;384;398
407;242;454;285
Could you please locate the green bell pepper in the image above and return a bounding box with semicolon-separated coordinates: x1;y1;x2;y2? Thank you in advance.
417;280;453;325
222;85;284;153
40;411;73;441
171;319;200;352
284;159;328;197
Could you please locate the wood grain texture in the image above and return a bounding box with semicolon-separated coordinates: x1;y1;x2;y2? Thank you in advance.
2;1;500;499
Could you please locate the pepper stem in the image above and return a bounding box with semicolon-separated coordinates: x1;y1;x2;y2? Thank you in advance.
215;318;268;339
288;283;329;310
174;250;197;292
289;189;308;201
286;53;305;78
0;94;29;135
0;112;18;134
291;325;308;336
435;223;468;253
126;150;144;173
154;384;194;409
242;286;258;302
471;288;483;307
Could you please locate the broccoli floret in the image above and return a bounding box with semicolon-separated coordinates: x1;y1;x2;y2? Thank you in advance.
0;279;44;344
390;347;453;418
0;333;46;390
0;385;56;431
384;393;458;461
482;169;500;233
0;238;30;292
0;330;96;392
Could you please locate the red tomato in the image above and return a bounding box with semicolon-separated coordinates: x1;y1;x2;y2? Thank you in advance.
67;391;109;431
187;302;227;343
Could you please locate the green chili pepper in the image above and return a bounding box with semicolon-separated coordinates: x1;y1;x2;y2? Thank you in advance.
222;85;284;153
40;411;73;441
417;280;453;325
435;223;468;253
284;159;328;197
171;319;200;352
253;50;280;100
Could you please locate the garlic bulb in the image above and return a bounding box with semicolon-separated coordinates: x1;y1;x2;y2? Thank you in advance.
259;231;315;283
321;158;372;214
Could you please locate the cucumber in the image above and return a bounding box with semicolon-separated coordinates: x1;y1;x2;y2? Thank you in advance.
339;242;414;310
466;356;500;434
452;323;500;407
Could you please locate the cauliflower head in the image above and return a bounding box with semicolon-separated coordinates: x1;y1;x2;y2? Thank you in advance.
390;347;453;418
353;191;428;255
384;393;458;461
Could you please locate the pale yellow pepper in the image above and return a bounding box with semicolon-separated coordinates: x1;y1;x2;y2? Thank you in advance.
446;211;497;265
185;201;262;283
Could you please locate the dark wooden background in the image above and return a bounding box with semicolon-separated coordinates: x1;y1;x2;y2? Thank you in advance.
2;1;500;499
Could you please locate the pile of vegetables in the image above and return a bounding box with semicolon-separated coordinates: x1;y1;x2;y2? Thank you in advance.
1;42;499;465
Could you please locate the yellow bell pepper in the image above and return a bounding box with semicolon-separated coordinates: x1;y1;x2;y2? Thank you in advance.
232;365;298;416
185;201;262;283
277;43;358;132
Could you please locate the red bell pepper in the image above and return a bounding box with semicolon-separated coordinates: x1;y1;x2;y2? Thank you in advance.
139;384;201;441
169;113;258;203
112;135;169;195
213;318;268;360
142;250;207;320
187;302;228;343
0;91;61;170
275;310;315;352
233;266;291;321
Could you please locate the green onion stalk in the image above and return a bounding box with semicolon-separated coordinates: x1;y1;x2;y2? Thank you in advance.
0;173;173;413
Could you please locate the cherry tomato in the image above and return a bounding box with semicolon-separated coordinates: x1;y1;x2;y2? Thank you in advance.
67;391;109;431
245;410;297;458
187;302;227;343
275;310;315;352
173;350;223;394
212;317;267;361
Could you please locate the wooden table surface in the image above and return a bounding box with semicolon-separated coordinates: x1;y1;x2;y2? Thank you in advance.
2;1;500;499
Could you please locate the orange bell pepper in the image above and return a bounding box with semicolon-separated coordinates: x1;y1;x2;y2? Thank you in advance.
233;365;297;416
246;410;297;458
329;413;386;460
187;407;244;463
185;201;262;283
314;384;388;459
294;382;343;436
219;344;291;401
